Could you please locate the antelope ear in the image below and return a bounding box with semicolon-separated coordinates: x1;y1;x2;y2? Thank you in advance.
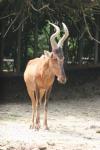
44;50;51;57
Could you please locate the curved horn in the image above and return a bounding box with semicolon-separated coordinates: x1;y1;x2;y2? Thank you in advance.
49;22;60;50
58;23;69;47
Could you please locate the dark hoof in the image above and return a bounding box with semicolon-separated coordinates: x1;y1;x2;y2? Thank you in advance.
35;124;40;130
30;124;34;129
43;126;49;130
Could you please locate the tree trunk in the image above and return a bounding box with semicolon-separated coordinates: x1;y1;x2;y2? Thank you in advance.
63;40;68;63
16;26;21;73
0;21;5;72
78;38;83;64
94;25;99;64
33;16;38;57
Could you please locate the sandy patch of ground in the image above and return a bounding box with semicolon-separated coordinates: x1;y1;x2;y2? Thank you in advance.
0;96;100;150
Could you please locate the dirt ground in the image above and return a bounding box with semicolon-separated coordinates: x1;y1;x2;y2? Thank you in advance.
0;69;100;150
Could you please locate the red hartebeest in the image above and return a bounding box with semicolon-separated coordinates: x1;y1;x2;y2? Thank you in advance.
24;22;69;130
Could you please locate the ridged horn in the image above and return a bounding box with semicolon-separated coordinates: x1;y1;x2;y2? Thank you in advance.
49;22;60;50
58;23;69;47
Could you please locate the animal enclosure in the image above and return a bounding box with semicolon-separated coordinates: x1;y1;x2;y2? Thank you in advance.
0;68;100;149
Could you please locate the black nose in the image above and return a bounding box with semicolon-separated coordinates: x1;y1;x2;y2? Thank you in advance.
57;77;67;84
61;78;67;84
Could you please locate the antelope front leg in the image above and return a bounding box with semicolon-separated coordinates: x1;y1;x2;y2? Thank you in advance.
44;100;49;130
28;90;36;129
43;88;52;130
30;103;36;129
35;101;40;130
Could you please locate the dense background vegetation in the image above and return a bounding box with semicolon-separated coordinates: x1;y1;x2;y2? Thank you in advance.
0;0;100;73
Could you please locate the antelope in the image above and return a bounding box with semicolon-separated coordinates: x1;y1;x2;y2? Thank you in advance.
24;22;69;130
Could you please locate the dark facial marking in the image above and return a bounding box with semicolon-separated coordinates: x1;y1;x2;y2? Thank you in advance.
52;47;64;59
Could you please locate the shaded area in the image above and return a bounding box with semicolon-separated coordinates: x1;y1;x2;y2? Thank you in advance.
0;67;100;103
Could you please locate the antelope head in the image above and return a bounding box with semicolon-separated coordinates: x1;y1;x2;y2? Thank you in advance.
45;22;69;84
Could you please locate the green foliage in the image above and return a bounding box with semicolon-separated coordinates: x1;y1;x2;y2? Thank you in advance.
38;23;50;55
0;0;100;72
27;47;33;58
67;38;78;63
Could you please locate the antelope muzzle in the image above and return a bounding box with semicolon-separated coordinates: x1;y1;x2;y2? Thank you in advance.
57;67;67;84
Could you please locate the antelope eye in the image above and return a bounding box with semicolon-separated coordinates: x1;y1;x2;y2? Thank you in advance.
52;56;58;61
53;57;57;60
51;53;57;60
